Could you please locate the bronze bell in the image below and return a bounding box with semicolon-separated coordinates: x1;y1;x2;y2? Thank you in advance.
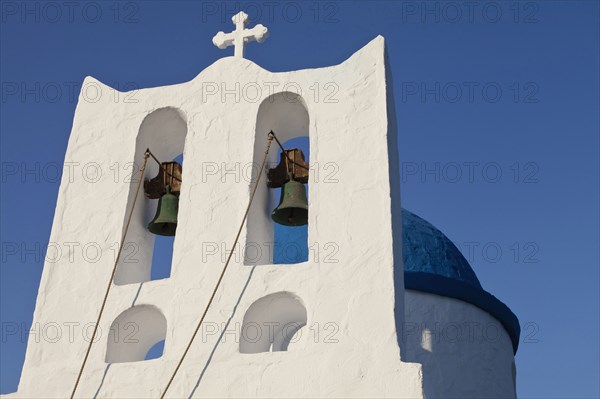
271;180;308;226
148;185;178;236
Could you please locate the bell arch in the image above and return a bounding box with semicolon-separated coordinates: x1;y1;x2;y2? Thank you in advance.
105;305;167;363
245;92;310;265
240;292;307;354
114;107;188;285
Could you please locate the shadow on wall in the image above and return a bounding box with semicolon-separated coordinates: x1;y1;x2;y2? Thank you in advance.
92;364;111;399
399;289;516;398
187;265;258;398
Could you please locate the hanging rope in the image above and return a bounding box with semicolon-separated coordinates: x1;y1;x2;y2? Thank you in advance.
159;131;275;399
271;132;310;170
70;150;150;399
147;149;183;182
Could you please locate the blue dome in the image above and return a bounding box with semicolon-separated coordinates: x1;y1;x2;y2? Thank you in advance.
402;209;482;288
401;208;520;353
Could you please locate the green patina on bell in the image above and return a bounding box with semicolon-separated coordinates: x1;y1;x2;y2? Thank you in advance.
148;185;178;236
271;180;308;226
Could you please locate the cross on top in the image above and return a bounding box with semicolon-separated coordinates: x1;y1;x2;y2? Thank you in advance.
212;11;269;59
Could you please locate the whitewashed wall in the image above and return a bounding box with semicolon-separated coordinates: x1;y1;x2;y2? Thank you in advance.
6;37;424;398
404;290;516;399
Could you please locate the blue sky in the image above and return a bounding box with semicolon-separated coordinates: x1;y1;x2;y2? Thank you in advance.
1;1;599;397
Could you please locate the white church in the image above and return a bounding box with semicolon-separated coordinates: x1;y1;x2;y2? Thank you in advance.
4;13;520;399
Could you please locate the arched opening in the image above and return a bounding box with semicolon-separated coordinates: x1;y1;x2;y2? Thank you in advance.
240;292;307;354
114;108;187;285
246;92;310;265
105;305;167;363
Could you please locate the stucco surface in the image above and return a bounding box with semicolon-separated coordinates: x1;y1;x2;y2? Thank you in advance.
404;290;516;399
7;37;424;398
4;36;518;399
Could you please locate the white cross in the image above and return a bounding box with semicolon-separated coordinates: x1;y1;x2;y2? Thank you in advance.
212;11;269;59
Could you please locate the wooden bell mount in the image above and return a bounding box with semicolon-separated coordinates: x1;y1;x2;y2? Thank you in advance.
144;161;182;199
267;148;309;188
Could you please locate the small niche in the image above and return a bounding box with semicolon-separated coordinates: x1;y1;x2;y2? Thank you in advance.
240;292;307;354
105;305;167;363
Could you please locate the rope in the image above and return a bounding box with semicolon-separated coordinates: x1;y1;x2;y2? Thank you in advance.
147;149;183;182
70;151;150;399
271;133;310;170
159;131;275;399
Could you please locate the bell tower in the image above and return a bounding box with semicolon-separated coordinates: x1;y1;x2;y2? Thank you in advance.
8;15;424;398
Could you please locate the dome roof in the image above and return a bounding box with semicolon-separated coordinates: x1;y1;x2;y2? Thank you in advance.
402;209;482;288
401;208;520;353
